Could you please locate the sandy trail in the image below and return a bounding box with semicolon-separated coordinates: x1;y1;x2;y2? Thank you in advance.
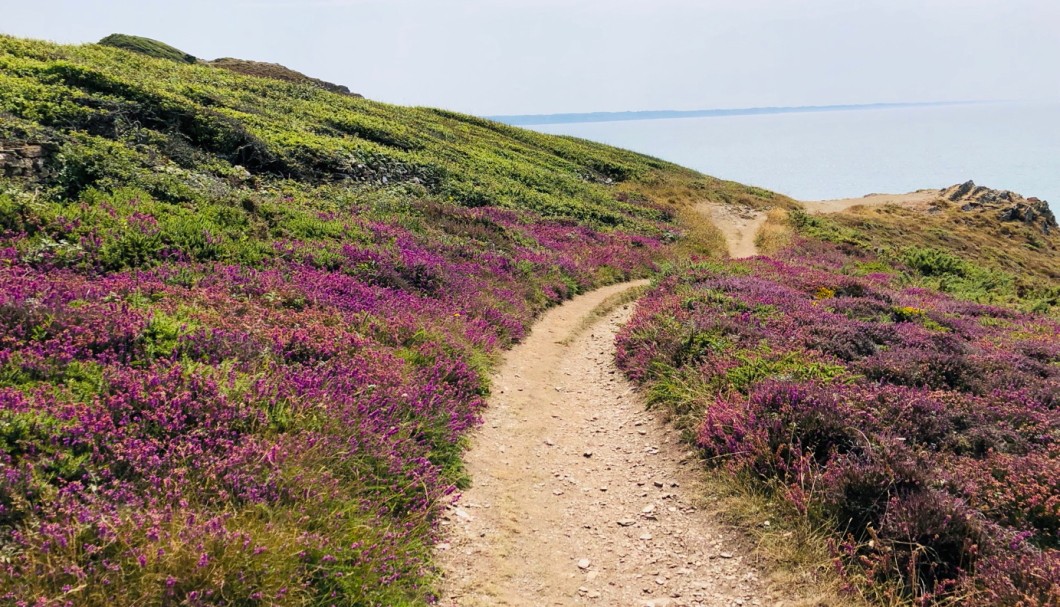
696;189;939;260
437;280;777;607
800;190;939;214
696;203;766;259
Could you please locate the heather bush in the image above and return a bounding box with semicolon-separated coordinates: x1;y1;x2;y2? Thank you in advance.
0;198;668;604
617;245;1060;604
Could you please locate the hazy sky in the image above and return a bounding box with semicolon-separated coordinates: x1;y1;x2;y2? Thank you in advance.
3;0;1058;116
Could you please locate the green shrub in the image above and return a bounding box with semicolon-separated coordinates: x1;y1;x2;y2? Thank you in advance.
901;246;969;277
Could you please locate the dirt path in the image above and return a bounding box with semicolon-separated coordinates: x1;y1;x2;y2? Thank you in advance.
696;203;766;259
437;281;779;607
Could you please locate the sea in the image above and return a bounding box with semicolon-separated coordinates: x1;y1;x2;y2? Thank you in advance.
525;102;1060;212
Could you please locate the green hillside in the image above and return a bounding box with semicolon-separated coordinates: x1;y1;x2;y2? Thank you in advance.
5;32;1053;607
0;34;783;605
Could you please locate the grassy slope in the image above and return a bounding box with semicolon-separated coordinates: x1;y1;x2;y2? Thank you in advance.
0;34;786;606
792;204;1060;315
755;199;1060;316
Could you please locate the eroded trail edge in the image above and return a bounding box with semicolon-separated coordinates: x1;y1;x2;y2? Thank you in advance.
696;203;766;259
438;281;776;607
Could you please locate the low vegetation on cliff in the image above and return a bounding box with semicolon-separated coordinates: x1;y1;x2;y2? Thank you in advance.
619;223;1059;604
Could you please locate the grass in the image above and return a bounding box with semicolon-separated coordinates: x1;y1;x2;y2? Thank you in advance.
754;207;794;255
693;468;878;607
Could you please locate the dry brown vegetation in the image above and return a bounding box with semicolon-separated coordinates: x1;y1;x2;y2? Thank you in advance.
833;200;1059;282
754;207;794;255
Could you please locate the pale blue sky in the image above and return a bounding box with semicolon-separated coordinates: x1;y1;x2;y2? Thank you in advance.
2;0;1058;115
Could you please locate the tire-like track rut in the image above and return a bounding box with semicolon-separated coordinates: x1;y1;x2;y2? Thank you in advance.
438;280;782;606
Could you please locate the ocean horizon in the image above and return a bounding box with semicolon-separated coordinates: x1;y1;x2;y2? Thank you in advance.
520;101;1059;213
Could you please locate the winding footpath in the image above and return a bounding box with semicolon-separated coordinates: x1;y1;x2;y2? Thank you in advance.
438;205;783;606
697;202;766;259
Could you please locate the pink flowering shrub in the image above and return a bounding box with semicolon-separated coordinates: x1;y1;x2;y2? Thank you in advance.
617;245;1059;605
0;187;666;605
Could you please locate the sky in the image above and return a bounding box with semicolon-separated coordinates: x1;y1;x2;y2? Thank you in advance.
2;0;1059;116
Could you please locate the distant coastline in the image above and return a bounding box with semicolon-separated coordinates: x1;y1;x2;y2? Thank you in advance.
488;100;991;126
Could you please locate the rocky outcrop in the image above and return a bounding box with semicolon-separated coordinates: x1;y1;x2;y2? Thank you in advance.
942;180;1057;234
0;143;56;179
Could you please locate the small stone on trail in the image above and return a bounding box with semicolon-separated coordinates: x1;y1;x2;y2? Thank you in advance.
584;451;593;458
719;551;734;559
544;439;555;446
578;558;591;570
617;519;636;526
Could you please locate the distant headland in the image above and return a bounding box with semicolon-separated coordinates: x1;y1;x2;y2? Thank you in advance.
489;100;990;126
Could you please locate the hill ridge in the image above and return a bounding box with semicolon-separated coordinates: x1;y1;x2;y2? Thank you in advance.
98;32;363;97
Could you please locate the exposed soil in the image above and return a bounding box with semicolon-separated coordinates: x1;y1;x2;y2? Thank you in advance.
696;203;766;259
437;280;786;606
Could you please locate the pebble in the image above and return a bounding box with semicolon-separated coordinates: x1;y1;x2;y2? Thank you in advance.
578;558;591;570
